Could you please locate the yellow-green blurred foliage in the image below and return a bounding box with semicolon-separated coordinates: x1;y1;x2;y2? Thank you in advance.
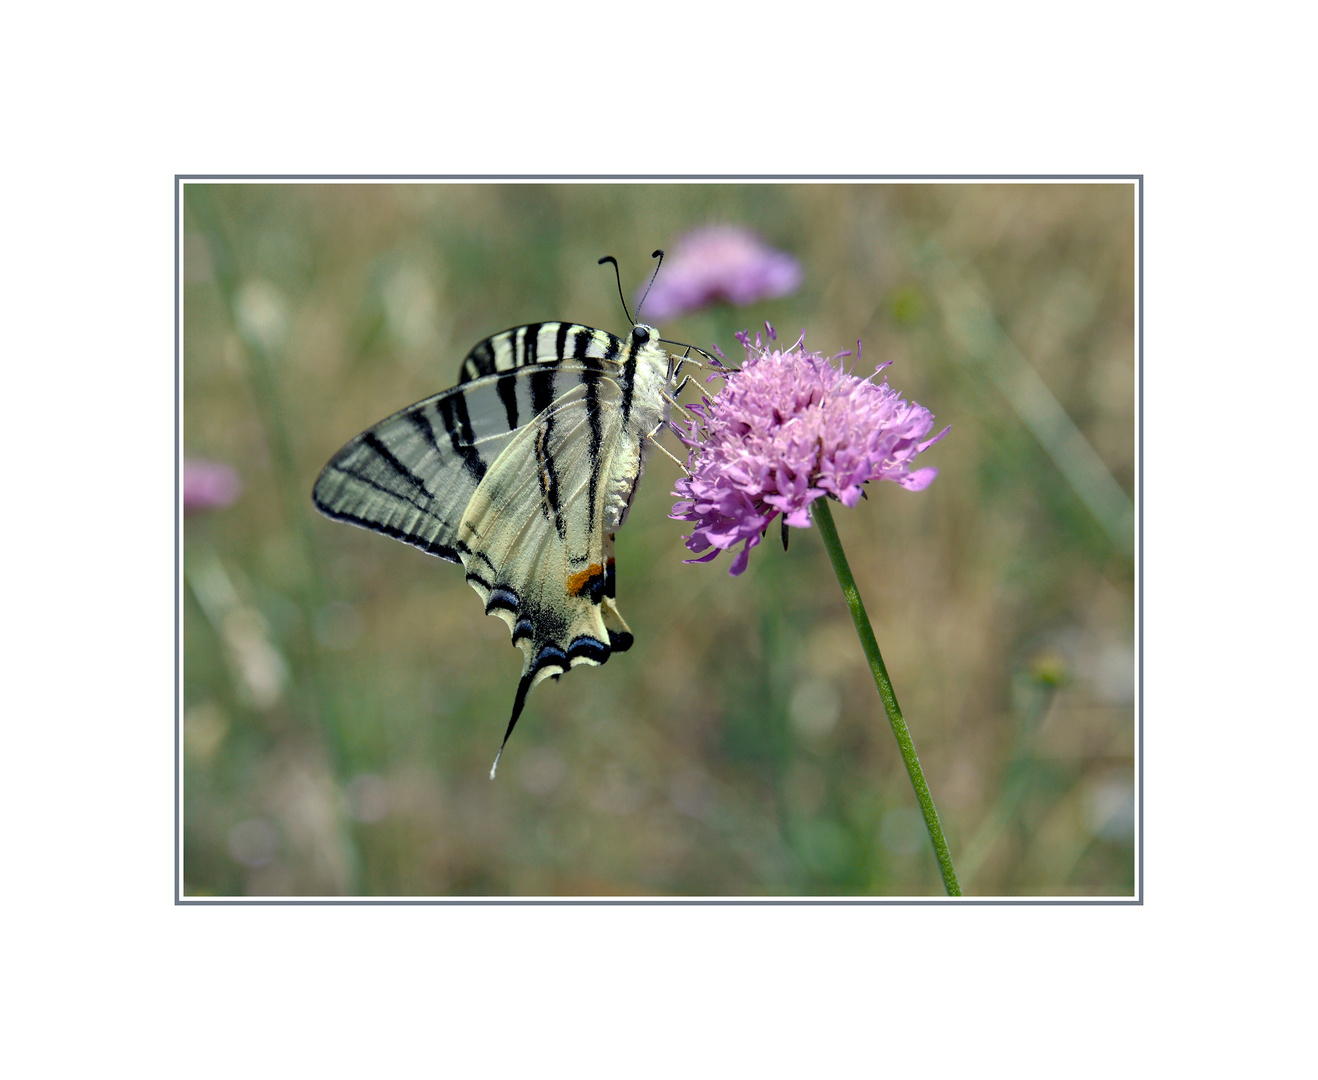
182;182;1135;897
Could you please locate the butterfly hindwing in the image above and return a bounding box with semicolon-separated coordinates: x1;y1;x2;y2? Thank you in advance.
455;375;638;768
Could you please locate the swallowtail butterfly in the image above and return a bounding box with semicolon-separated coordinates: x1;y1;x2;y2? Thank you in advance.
313;303;694;777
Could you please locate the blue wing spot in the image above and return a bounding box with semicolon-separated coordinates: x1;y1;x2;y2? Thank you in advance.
568;635;611;664
532;645;569;675
486;587;520;616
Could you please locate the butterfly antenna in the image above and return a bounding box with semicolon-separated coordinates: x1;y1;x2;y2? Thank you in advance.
658;337;717;368
598;255;634;325
635;249;664;322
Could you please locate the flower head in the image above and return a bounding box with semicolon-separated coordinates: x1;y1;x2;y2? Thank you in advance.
184;458;242;513
639;226;802;322
671;328;949;575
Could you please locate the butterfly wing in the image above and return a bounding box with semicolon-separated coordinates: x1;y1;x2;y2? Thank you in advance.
314;320;671;776
454;371;637;773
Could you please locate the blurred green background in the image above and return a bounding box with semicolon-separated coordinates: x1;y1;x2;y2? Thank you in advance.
181;182;1136;897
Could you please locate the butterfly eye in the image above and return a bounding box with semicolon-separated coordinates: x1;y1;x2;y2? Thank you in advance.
633;325;650;343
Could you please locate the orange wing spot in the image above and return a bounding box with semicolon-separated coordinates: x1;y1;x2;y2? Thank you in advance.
567;563;606;597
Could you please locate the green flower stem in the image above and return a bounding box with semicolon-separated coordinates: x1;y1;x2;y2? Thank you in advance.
811;498;962;897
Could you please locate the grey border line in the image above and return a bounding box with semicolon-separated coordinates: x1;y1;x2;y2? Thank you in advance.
175;180;183;904
178;174;1141;182
175;174;1143;906
179;898;1137;906
1138;179;1144;902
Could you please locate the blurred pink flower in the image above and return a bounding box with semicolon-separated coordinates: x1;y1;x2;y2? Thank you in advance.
640;226;802;321
184;458;242;513
671;327;948;575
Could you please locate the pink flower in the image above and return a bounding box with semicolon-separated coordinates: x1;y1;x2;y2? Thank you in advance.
671;328;948;575
184;458;242;513
639;226;802;322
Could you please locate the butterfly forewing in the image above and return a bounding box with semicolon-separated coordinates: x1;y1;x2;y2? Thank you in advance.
458;321;626;382
313;357;619;562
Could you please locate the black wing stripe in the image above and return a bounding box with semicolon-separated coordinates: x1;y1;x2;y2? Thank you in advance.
437;394;488;483
360;432;433;492
496;371;519;430
527;365;564;535
460;338;496;382
583;365;604;524
571;326;593;360
522;322;541;367
534;422;565;538
319;465;436;516
619;332;646;424
455;540;496;573
406;408;441;453
529;365;556;418
315;504;459;562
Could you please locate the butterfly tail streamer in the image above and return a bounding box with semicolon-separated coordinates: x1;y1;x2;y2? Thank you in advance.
490;669;539;779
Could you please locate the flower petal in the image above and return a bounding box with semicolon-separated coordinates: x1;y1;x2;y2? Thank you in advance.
898;467;939;491
671;330;945;575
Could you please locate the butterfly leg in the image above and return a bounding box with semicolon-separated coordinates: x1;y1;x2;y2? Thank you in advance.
646;432;690;473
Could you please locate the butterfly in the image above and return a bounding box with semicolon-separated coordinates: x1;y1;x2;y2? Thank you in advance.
313;303;698;777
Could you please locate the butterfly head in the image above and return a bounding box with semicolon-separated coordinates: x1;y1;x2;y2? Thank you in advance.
629;322;673;375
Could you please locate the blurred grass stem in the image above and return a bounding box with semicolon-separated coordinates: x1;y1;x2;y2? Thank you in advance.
187;187;362;892
812;498;962;897
958;678;1058;886
913;241;1134;554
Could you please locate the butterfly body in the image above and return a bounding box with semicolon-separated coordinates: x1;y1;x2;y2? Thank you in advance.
313;319;683;774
